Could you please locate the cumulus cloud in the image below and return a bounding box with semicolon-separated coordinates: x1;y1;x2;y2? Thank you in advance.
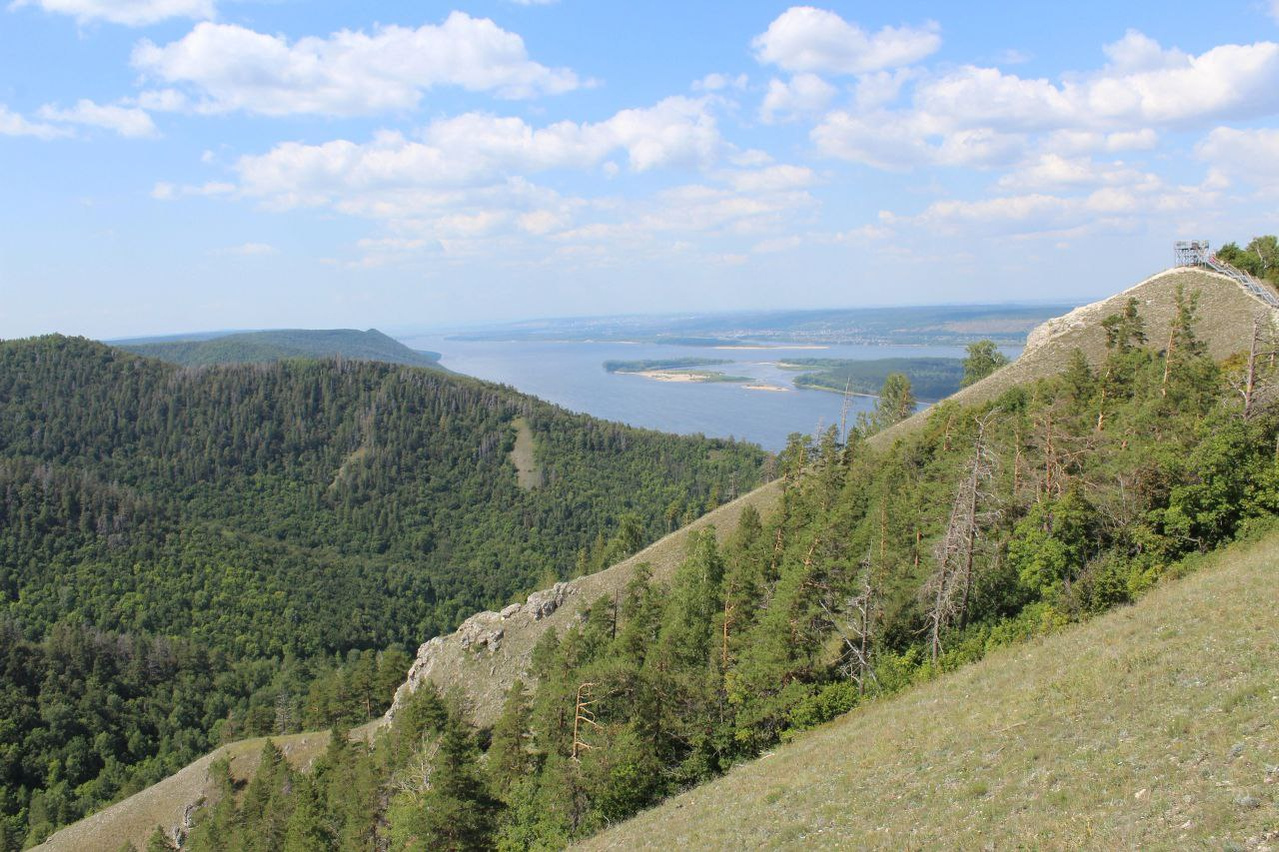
759;73;836;123
229;96;723;207
1196;126;1279;192
131;13;580;116
10;0;212;26
38;99;157;137
914;36;1279;132
812;31;1279;174
813;109;1025;170
995;154;1162;192
0;105;69;139
752;7;941;75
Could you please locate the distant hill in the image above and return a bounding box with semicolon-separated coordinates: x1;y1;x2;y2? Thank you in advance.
1;336;767;845
115;328;444;369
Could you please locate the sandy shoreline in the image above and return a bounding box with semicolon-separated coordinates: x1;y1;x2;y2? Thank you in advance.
634;370;705;382
743;384;789;392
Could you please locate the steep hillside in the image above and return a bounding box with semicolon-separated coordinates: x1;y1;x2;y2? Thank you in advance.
36;729;351;852
383;264;1276;724
381;478;784;729
876;267;1277;445
0;337;768;845
581;527;1279;850
116;328;443;369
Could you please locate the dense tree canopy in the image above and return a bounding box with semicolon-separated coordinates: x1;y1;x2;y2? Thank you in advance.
0;336;768;846
174;291;1279;849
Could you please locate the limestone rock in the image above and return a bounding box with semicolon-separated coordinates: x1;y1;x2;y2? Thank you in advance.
457;610;504;652
526;581;572;620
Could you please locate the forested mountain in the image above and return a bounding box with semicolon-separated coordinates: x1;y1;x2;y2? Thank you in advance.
0;336;767;847
115;328;443;369
156;281;1279;849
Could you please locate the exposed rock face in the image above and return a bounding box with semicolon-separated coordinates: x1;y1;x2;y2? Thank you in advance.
382;580;578;725
385;636;446;723
457;611;504;651
525;582;570;619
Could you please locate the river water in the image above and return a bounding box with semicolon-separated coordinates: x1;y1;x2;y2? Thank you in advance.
402;334;1014;452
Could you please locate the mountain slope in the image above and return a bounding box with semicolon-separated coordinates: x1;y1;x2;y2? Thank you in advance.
876;266;1277;444
581;527;1279;850
381;264;1276;725
115;328;443;368
0;336;768;845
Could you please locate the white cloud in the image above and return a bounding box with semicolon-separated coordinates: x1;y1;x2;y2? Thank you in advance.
229;96;723;207
38;99;157;137
131;13;580;116
0;105;68;139
915;37;1279;132
752;7;940;75
10;0;212;26
1196;126;1279;192
811;31;1279;175
760;73;836;123
724;164;817;193
995;154;1162;192
813;109;1025;170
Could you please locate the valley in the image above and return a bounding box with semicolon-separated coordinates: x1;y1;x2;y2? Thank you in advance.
28;262;1279;851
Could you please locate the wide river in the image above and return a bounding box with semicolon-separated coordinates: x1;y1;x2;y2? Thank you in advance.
403;335;1015;452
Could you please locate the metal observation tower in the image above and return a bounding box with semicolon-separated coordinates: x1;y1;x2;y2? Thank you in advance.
1174;240;1279;309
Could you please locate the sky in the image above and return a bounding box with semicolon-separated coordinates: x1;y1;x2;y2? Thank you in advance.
3;1;1279;339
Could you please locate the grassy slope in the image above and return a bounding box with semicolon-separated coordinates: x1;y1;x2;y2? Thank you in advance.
117;328;442;368
38;723;382;852
876;267;1277;445
581;530;1279;851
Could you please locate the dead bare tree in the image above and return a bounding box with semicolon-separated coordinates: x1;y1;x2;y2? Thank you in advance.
818;552;880;696
1229;314;1279;420
922;412;1000;663
571;682;601;761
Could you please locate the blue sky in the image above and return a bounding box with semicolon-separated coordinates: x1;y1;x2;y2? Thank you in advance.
3;1;1279;339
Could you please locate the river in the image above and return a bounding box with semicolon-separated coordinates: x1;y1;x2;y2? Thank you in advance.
402;334;1022;452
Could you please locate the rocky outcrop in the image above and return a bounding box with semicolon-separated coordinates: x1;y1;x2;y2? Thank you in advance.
381;482;783;729
382;580;581;724
525;582;570;620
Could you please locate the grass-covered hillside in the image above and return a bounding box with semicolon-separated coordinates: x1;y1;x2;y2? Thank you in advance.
101;272;1279;850
0;336;768;847
583;525;1278;850
116;328;443;369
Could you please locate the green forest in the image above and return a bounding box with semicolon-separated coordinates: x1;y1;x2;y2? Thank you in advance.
166;286;1279;850
782;356;966;400
116;329;443;369
0;337;768;847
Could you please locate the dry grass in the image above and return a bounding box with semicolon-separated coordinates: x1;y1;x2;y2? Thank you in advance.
37;722;381;852
874;267;1278;447
579;530;1279;851
509;416;543;490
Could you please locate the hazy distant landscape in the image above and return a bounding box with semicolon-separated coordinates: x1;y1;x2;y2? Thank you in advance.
446;303;1070;347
